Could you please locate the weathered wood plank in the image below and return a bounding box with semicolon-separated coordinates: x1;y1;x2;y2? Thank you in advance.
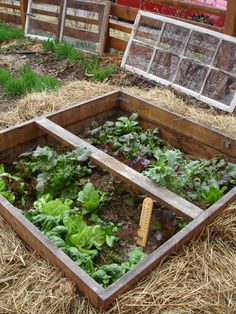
0;12;21;25
64;26;98;42
224;0;236;36
29;19;58;35
111;3;137;22
36;117;203;220
98;1;111;54
108;36;128;51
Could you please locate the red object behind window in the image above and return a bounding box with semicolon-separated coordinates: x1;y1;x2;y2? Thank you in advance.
116;0;226;28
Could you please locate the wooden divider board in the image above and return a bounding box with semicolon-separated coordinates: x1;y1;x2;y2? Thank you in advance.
121;11;236;112
0;90;236;309
25;0;110;54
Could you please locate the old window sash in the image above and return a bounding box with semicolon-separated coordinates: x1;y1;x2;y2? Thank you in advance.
121;11;236;113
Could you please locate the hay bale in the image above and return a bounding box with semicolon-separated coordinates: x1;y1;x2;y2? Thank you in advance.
0;81;235;314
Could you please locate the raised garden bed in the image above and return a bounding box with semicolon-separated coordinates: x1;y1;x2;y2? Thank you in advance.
0;90;236;310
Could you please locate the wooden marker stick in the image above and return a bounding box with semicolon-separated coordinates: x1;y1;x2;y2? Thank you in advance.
137;197;153;247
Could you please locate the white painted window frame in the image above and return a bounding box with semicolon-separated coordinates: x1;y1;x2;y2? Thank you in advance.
25;0;63;42
121;11;236;113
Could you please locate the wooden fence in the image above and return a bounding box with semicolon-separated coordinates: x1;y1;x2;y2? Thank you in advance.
0;0;235;53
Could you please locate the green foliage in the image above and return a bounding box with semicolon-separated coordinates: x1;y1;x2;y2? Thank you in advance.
26;194;119;279
92;246;146;287
82;54;116;82
202;185;227;206
54;41;81;62
17;146;91;199
77;182;107;214
0;22;23;43
42;39;56;53
144;150;233;207
42;40;116;81
0;68;11;85
0;164;17;204
92;65;116;82
0;65;61;97
114;113;140;135
43;39;84;63
86;113;164;163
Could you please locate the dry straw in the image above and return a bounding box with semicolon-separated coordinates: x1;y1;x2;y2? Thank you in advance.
0;81;236;313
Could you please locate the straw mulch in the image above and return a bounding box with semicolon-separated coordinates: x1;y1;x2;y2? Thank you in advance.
0;81;236;314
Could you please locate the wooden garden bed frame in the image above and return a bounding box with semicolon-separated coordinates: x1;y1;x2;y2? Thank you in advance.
0;90;236;309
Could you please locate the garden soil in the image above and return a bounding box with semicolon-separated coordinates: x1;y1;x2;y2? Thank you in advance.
0;80;236;314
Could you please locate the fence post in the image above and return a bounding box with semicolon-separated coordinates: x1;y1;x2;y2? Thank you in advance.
20;0;28;31
224;0;236;37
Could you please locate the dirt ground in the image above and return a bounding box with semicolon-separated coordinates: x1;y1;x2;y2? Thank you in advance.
0;38;236;314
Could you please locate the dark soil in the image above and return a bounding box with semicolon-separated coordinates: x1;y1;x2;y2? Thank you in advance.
89;170;185;264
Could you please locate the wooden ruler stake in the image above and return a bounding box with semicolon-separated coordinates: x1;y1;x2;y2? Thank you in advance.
137;197;153;247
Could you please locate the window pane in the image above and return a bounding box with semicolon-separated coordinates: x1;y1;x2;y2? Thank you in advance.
126;42;154;71
150;50;180;80
214;41;236;75
27;0;60;39
203;70;236;106
134;16;163;46
159;23;190;54
174;59;208;92
185;31;220;65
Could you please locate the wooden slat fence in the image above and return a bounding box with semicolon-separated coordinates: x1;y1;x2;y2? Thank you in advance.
0;0;235;53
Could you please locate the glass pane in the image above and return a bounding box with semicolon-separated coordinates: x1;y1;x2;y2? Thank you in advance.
214;41;236;75
27;0;60;39
159;23;190;54
134;16;163;46
203;70;236;106
63;0;101;52
126;42;154;71
185;31;220;65
174;59;208;92
150;50;180;81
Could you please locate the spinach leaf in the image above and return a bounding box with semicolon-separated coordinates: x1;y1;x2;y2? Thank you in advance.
77;182;107;214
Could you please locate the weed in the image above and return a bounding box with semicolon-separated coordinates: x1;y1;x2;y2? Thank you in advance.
42;39;56;53
5;79;25;97
83;55;116;82
0;68;11;85
42;39;117;81
54;41;82;62
0;22;23;43
0;65;61;97
93;65;117;82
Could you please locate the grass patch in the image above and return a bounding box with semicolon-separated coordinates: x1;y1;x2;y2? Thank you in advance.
0;65;61;97
0;22;23;43
42;40;117;82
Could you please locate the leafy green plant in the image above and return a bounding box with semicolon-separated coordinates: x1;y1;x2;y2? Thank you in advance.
201;185;227;206
85;114;164;165
77;182;107;214
0;22;23;43
0;164;18;204
17;146;91;199
92;246;146;287
26;194;119;280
